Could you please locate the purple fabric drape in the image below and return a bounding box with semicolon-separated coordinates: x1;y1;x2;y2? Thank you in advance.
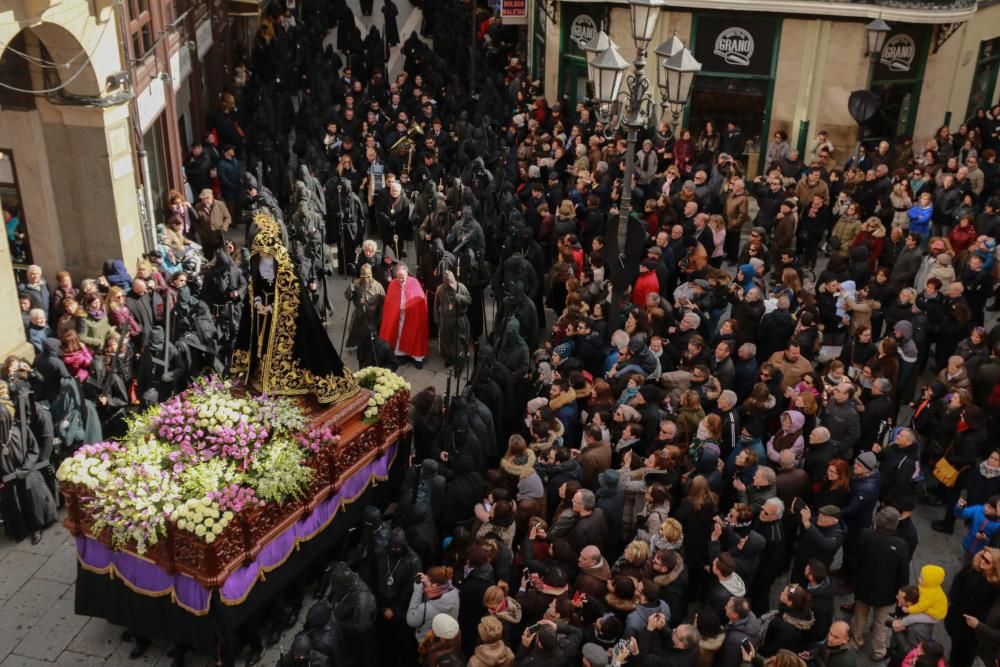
76;442;397;614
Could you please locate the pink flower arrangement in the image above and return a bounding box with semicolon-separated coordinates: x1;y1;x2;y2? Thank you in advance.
208;483;263;513
296;426;339;455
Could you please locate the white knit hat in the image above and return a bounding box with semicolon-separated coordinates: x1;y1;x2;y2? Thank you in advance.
432;614;459;640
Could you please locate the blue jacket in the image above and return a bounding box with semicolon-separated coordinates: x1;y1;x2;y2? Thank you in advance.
841;470;881;530
217;156;242;200
955;504;1000;554
907;204;933;236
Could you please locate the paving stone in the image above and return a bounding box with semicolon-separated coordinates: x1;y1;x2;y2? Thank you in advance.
0;578;68;659
13;596;89;661
35;544;78;586
53;650;108;666
12;523;73;559
0;550;47;600
0;654;50;667
105;638;165;666
67;618;122;659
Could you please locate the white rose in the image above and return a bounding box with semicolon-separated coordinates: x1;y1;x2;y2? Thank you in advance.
194;524;207;536
205;533;216;544
177;519;188;530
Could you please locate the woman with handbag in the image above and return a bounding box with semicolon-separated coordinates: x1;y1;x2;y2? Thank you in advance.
932;405;988;534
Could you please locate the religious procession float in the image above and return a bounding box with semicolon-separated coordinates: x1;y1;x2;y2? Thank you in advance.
56;213;412;651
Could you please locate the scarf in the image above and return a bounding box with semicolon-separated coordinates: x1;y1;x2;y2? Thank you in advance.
981;460;1000;479
424;581;454;600
772;428;802;453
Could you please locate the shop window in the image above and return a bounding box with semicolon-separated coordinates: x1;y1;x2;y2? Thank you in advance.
966;37;1000;121
128;0;155;60
864;26;930;145
0;150;33;280
0;33;36;111
143;116;170;221
688;77;770;155
865;82;915;144
686;14;781;169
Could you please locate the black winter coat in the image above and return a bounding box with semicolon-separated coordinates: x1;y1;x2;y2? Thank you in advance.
761;607;816;656
854;528;910;607
878;444;918;509
945;563;999;655
792;522;845;573
458;564;495;655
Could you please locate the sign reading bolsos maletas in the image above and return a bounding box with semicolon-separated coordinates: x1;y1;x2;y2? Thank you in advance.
500;0;527;25
693;15;779;77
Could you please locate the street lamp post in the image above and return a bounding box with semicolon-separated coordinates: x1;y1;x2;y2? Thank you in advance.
585;2;700;330
850;17;891;163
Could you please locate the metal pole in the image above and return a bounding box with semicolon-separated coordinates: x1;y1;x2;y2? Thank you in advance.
470;0;477;94
607;46;650;332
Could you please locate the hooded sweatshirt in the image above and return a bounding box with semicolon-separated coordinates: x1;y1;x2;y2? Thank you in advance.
766;410;806;465
468;640;515;667
736;264;756;292
893;321;918;363
905;564;948;621
627;335;659;377
625;599;672;639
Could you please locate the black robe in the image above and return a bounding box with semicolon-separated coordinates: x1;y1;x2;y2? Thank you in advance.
0;409;57;541
234;262;346;385
382;0;400;47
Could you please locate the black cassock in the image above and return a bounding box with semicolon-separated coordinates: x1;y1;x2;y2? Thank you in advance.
382;0;400;47
0;409;57;541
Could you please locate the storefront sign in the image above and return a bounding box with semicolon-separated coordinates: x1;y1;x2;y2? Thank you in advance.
879;34;916;72
713;27;754;67
694;16;778;77
196;17;213;59
136;78;166;134
873;26;928;82
500;0;527;25
570;14;597;49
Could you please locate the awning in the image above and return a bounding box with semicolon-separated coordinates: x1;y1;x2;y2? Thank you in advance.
227;0;272;17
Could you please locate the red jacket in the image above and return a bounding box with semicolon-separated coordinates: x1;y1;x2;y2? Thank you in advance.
949;224;978;256
631;270;659;307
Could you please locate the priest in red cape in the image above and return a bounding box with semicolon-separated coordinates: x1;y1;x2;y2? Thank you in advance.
378;263;429;367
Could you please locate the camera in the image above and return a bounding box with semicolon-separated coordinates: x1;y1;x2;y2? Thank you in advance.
613;638;639;656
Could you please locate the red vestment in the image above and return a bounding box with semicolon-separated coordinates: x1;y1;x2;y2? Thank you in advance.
379;276;429;358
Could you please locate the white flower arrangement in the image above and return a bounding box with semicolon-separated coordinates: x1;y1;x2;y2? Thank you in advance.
355;368;410;423
86;462;181;554
56;442;123;489
169;497;235;544
176;458;245;499
247;437;313;504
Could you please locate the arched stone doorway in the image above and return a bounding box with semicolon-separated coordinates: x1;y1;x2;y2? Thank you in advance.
0;14;145;357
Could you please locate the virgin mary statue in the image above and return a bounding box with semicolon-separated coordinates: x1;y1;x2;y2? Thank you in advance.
232;212;359;404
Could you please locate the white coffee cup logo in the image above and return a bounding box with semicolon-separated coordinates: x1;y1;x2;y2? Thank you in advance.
714;27;754;67
879;34;916;72
571;15;597;49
